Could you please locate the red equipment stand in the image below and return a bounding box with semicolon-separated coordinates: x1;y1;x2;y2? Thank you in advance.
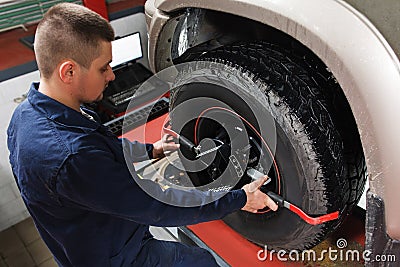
125;113;366;267
183;221;304;267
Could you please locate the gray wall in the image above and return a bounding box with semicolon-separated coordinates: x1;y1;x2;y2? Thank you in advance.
344;0;400;59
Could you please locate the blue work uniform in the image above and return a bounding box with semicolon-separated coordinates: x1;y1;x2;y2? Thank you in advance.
7;83;247;267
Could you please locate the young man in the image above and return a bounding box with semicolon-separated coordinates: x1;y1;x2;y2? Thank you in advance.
7;3;277;266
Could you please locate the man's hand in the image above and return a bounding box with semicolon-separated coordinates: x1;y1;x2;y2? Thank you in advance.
152;134;180;159
241;176;279;213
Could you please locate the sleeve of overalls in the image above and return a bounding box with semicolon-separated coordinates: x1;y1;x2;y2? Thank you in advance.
56;147;247;227
119;138;154;162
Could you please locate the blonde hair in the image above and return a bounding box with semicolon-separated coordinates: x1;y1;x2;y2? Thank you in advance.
34;3;114;79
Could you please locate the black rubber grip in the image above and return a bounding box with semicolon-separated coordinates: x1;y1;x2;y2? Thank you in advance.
266;191;285;208
179;135;196;153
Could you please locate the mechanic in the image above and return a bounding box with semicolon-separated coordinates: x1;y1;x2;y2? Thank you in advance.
7;3;278;267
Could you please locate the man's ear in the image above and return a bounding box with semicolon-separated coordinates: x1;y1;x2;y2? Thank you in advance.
58;60;76;83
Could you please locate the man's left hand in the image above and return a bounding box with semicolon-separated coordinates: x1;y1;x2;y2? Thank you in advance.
152;134;180;158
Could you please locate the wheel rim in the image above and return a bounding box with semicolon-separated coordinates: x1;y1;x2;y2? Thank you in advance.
193;107;282;212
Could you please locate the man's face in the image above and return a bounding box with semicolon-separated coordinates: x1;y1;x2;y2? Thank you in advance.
77;41;115;103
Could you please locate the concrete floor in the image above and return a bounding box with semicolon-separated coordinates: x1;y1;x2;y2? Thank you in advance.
0;218;56;267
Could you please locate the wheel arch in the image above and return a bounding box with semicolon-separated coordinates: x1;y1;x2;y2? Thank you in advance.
147;0;400;239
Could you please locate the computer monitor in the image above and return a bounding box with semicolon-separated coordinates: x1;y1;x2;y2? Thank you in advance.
110;32;143;68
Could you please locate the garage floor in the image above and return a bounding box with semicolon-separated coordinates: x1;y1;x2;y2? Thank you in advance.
0;218;56;267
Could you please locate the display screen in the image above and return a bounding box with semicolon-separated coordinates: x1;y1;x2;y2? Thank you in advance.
110;32;143;68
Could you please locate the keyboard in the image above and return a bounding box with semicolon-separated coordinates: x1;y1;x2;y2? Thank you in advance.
104;97;169;136
106;83;142;106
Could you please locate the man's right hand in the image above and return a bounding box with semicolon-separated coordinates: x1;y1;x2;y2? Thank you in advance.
241;176;278;213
